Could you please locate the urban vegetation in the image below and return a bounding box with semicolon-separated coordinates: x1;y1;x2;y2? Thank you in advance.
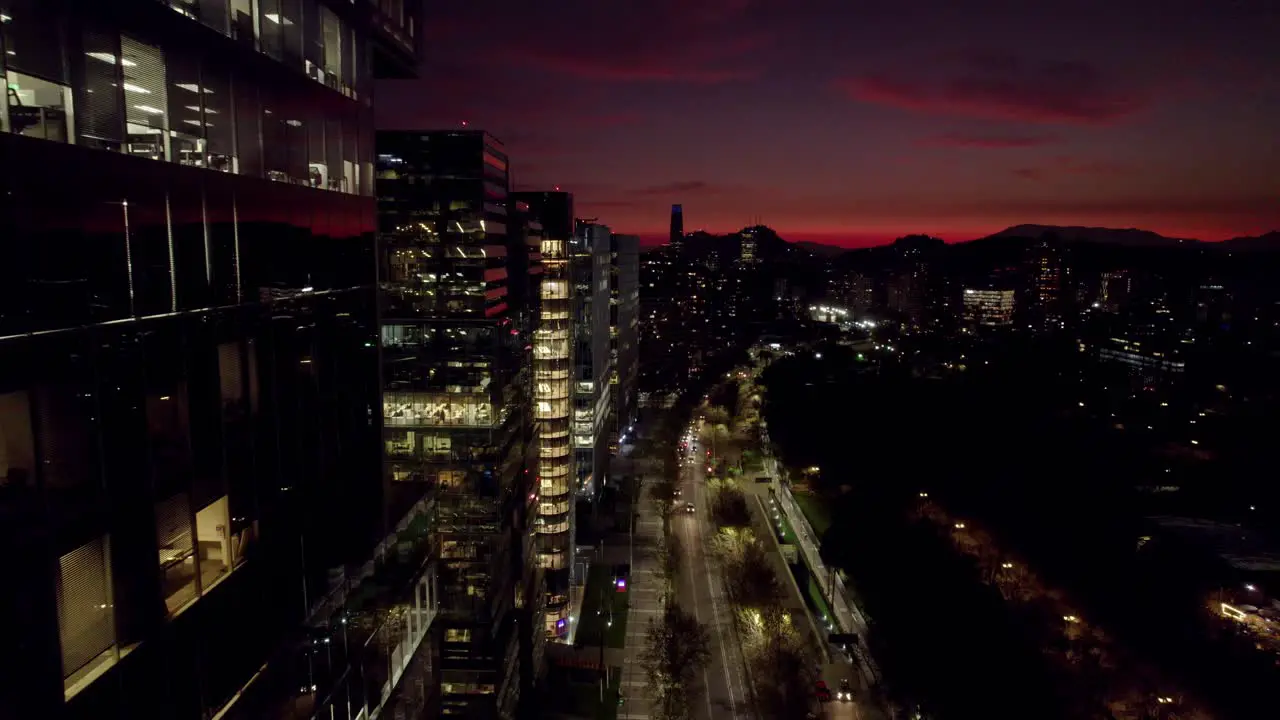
701;390;820;720
640;601;712;720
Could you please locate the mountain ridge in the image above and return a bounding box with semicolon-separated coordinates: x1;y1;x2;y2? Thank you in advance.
793;225;1280;252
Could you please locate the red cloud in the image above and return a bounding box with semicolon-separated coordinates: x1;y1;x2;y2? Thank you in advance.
523;53;750;83
501;0;766;84
1013;156;1132;181
920;132;1059;149
524;31;765;83
836;55;1145;125
635;181;715;195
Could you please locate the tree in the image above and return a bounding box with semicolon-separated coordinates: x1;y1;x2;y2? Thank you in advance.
649;477;677;531
642;601;712;720
730;541;784;609
704;405;731;429
740;605;815;719
659;529;683;589
709;480;751;528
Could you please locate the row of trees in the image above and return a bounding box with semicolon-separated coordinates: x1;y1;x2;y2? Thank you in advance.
708;476;817;719
641;599;711;720
914;498;1212;720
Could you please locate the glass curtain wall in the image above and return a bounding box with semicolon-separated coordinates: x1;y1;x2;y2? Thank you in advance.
535;236;573;640
0;3;368;194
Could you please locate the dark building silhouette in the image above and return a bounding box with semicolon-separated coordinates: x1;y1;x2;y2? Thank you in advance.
669;203;684;251
375;129;542;718
610;233;641;446
572;220;613;500
1028;235;1068;329
0;1;420;718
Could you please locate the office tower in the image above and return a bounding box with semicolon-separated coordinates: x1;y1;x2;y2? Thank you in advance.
669;203;684;252
847;273;875;315
638;249;680;400
963;288;1016;327
512;190;577;642
740;227;758;264
572;220;613;500
0;2;418;718
1097;271;1132;313
610;233;641;446
375;130;539;718
1029;236;1066;329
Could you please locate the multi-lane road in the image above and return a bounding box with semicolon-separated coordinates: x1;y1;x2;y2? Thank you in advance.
675;425;753;720
618;412;866;720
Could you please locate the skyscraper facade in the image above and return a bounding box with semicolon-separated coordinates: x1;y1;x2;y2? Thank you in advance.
669;203;684;252
739;227;758;264
512;190;578;642
1029;236;1067;329
572;220;613;499
963;288;1016;327
610;233;641;444
0;1;418;717
375;130;540;718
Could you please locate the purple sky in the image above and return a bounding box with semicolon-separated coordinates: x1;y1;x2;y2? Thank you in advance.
377;0;1280;247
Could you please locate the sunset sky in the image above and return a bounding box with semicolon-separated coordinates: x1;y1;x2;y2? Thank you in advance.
376;0;1280;247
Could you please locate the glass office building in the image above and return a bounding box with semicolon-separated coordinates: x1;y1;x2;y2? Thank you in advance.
571;221;614;501
0;0;419;718
376;130;540;719
609;233;640;448
513;191;577;641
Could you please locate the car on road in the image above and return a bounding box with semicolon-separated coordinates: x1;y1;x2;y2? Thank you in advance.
814;680;831;702
837;678;852;702
684;502;696;514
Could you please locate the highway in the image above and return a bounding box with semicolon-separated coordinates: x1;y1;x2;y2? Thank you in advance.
676;424;753;720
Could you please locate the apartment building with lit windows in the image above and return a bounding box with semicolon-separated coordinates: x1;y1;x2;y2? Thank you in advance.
962;288;1016;328
0;1;419;718
375;129;541;718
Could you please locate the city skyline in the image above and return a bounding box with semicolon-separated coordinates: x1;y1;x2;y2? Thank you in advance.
377;0;1279;247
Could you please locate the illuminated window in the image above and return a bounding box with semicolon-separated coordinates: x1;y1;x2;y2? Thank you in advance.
156;493;197;614
57;536;118;699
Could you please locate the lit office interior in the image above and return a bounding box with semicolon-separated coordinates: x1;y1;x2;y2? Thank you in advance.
535;235;574;638
1;1;373;193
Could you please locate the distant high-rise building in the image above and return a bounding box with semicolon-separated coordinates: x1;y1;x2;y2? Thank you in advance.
1029;236;1066;328
610;234;641;446
376;130;540;718
1097;271;1131;313
670;204;685;251
0;1;419;717
832;271;874;315
740;228;759;264
572;221;613;499
963;288;1016;327
512;190;577;644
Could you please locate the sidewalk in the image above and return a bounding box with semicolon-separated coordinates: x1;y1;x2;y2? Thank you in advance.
615;473;665;720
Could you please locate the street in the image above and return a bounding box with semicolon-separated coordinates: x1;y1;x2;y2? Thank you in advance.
677;427;753;720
